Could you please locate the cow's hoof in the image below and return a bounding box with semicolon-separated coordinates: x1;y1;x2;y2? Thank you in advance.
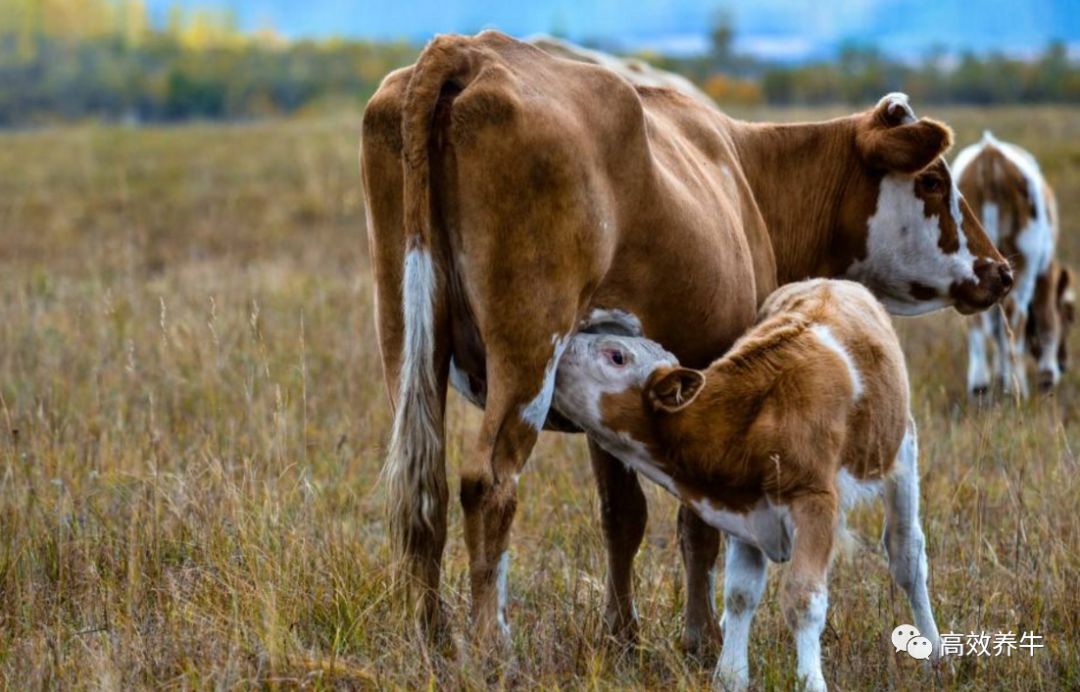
602;605;640;652
682;620;723;665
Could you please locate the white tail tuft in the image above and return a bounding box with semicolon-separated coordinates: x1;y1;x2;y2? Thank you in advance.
384;247;447;576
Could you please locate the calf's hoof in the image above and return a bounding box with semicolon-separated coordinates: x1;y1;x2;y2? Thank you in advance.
712;665;748;691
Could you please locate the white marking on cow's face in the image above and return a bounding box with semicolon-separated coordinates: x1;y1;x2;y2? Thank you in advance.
520;333;571;431
809;324;863;402
845;174;976;316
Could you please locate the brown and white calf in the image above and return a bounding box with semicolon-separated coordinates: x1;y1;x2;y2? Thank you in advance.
553;279;940;691
362;31;1008;647
954;132;1072;394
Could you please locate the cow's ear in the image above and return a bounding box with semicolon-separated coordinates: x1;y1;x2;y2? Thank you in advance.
647;367;705;413
857;94;953;174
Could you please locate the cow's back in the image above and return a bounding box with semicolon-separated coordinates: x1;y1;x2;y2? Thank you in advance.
362;31;772;374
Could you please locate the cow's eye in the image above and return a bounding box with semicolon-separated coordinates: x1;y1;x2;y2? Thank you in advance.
919;175;943;194
605;349;628;367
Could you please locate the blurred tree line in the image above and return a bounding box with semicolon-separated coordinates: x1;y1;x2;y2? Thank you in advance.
648;14;1080;106
1;2;1078;126
0;0;416;125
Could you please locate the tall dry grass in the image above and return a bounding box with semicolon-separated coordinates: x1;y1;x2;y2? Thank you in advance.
0;107;1078;689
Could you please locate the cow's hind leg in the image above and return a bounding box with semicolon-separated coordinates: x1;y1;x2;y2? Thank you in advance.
680;507;723;657
460;332;574;647
883;421;941;658
589;440;648;645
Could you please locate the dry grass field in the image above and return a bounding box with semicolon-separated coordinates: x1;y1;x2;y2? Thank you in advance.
1;105;1079;690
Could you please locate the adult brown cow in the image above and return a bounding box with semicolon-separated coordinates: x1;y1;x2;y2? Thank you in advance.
360;31;1011;650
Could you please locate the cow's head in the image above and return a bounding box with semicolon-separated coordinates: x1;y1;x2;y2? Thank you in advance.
1027;261;1075;391
841;94;1012;316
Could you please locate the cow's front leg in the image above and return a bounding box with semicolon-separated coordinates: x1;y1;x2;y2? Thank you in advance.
967;313;992;398
588;439;648;645
994;301;1028;397
679;506;723;658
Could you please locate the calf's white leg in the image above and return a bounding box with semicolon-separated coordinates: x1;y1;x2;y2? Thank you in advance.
883;422;941;657
714;538;767;691
780;492;837;692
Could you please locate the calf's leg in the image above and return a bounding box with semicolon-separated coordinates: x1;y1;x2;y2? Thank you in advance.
883;421;941;657
779;492;837;692
714;538;767;691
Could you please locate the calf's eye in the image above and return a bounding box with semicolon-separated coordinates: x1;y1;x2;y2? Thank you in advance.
605;349;627;366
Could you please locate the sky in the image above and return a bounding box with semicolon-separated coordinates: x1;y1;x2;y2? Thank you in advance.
147;0;1080;61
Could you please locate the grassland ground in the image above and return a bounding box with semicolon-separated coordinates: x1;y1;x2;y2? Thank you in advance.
1;106;1079;689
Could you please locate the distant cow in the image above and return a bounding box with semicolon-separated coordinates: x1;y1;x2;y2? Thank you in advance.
553;279;941;691
361;31;1009;648
954;132;1073;394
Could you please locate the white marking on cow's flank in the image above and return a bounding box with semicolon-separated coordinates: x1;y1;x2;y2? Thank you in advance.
810;324;864;401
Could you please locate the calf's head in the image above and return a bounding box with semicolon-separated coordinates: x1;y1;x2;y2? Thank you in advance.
1026;261;1075;391
553;333;703;451
841;94;1012;316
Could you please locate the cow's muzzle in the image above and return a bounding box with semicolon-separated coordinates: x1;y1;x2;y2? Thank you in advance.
952;259;1013;314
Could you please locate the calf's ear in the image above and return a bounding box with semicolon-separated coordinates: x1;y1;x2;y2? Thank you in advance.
856;93;953;174
647;367;706;413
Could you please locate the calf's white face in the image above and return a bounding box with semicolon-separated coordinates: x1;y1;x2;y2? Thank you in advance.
552;333;677;436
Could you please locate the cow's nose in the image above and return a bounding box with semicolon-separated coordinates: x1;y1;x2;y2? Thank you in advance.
1037;370;1056;392
975;260;1013;299
998;264;1014;293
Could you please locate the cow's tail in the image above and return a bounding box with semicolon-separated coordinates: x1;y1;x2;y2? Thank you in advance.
385;35;479;589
